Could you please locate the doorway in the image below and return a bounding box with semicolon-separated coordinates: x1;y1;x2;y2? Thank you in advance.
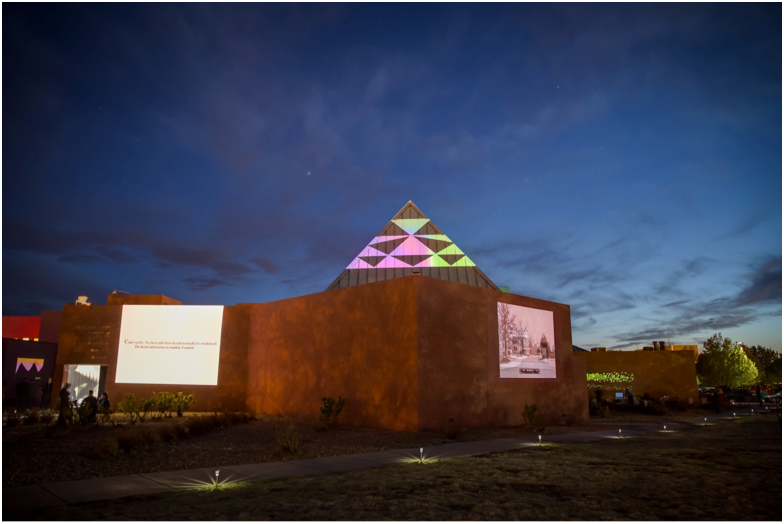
62;365;106;404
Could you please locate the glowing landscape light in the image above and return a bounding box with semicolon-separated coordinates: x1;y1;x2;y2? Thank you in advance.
214;469;220;486
618;429;622;438
538;435;542;445
663;425;666;430
419;447;424;463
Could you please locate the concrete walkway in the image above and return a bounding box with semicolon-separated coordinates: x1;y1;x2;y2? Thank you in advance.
3;407;765;511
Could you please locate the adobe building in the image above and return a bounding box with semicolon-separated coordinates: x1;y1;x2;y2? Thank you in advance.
573;348;698;402
40;202;590;430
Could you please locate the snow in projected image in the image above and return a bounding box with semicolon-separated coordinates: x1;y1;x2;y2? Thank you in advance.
498;303;556;379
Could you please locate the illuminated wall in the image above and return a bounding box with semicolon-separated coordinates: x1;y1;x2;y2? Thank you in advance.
116;305;224;386
2;316;41;340
574;350;698;401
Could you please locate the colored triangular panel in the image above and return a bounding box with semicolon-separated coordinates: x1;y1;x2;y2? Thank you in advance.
416;234;452;242
381;222;408;237
392;254;432;266
359;256;387;267
436;244;465;256
413;222;440;235
357;246;387;258
369;236;408;255
392;218;430;235
439;254;465;265
389;236;433;256
414;236;453;254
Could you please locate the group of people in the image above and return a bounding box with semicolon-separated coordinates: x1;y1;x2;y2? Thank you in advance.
12;377;55;410
55;383;111;425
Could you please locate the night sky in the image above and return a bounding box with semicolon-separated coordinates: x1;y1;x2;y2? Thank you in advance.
3;3;781;352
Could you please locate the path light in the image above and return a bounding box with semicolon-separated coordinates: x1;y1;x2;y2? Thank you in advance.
733;412;736;417
704;417;707;424
618;429;622;439
214;469;220;486
538;435;542;446
420;448;423;464
663;425;666;430
751;409;754;413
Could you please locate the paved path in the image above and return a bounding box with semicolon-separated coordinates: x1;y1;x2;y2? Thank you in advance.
3;408;764;511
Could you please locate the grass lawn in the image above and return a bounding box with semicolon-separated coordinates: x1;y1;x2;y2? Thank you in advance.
9;413;780;520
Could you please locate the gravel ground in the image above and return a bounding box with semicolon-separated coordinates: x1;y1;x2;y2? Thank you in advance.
2;411;609;488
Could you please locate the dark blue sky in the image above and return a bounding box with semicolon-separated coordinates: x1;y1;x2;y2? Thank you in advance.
3;3;781;351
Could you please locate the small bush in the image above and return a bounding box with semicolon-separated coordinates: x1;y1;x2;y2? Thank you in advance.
5;412;22;427
522;402;546;431
173;393;196;417
40;410;54;424
94;436;120;457
117;394;144;425
23;410;40;425
117;427;159;454
318;396;346;428
441;418;461;440
275;423;302;453
152;392;175;418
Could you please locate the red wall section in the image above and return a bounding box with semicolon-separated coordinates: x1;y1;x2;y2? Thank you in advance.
246;279;420;431
2;316;41;340
416;277;589;429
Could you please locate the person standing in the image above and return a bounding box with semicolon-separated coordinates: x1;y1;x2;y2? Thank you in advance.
98;391;111;412
57;383;71;425
40;377;53;410
83;390;99;422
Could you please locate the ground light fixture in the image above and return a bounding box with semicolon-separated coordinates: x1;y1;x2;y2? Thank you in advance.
419;448;423;463
214;469;220;486
663;425;666;430
538;435;542;445
618;429;622;439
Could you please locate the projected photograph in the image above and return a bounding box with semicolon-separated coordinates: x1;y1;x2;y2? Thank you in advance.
116;305;224;386
498;302;556;379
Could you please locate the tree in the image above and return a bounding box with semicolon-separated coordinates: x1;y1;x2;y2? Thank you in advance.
498;303;514;358
696;333;758;388
746;345;782;386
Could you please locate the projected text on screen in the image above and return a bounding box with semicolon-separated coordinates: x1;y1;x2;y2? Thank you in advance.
116;305;224;385
498;302;556;379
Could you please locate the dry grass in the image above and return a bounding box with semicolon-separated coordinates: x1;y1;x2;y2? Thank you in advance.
8;414;781;521
1;411;606;488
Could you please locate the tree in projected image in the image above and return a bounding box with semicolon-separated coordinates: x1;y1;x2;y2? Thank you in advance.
498;303;515;361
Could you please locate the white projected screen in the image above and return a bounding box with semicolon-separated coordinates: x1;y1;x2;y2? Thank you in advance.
116;305;224;385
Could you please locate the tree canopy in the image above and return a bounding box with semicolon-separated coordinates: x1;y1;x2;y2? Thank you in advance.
746;345;782;385
696;333;758;388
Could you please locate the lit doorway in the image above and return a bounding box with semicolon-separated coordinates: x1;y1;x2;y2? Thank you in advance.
62;365;106;404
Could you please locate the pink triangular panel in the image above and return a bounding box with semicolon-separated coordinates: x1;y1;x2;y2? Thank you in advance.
388;236;434;257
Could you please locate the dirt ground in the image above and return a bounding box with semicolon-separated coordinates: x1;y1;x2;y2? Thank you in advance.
6;413;780;521
3;410;611;487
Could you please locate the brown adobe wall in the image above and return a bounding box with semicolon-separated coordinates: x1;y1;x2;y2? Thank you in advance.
415;276;589;430
52;304;247;411
573;350;698;401
245;278;420;431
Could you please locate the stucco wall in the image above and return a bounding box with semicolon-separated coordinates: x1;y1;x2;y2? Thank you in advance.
416;277;589;429
573;350;698;401
53;304;247;411
245;276;588;431
245;279;420;431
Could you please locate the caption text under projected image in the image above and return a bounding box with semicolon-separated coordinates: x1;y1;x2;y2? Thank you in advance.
498;302;556;379
115;305;224;386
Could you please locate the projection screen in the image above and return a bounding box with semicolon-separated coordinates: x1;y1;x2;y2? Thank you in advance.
115;305;224;385
497;302;556;379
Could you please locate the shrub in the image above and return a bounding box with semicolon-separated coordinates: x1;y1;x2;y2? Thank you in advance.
152;392;175;418
441;418;461;440
117;427;159;453
275;423;302;453
74;401;94;425
4;412;22;427
117;393;144;425
172;393;196;417
522;402;546;431
140;397;157;421
318;396;346;428
23;410;40;425
94;436;120;457
39;410;54;424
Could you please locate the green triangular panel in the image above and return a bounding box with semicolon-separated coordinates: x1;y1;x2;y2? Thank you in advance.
439;254;465;265
370;237;407;255
437;244;465;256
414;236;453;254
416;234;451;242
391;254;432;266
359;256;387;267
381;222;408;237
413;222;440;235
392;218;430;235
